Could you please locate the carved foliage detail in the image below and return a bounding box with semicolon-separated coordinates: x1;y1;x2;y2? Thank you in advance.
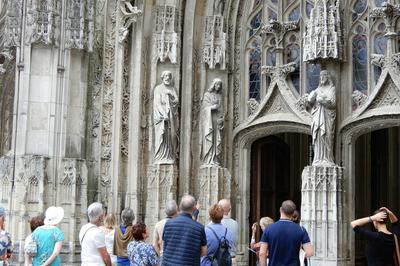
369;79;400;109
17;155;46;203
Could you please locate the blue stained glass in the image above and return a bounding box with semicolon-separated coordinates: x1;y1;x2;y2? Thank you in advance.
289;6;300;21
249;12;262;36
306;2;313;18
307;64;321;92
375;0;385;7
268;8;277;21
354;0;367;14
266;49;276;66
249;42;262;101
287;43;300;92
374;34;387;54
352;34;368;92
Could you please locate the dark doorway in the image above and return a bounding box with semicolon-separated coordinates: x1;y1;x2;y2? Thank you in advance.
354;127;400;265
249;133;310;265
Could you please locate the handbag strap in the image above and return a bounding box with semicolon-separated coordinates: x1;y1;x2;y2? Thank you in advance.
80;224;96;245
394;234;400;265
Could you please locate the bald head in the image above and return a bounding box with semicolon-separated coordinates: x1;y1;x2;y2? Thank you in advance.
179;195;196;214
218;199;231;215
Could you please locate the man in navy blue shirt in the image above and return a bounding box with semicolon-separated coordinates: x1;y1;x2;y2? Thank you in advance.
259;200;314;266
162;195;207;265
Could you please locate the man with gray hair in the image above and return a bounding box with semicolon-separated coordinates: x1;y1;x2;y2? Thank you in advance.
153;200;178;261
79;202;111;266
162;195;207;265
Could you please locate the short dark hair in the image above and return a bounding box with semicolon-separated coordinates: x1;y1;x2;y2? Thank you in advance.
131;223;146;241
281;200;296;216
29;214;45;232
374;209;389;224
209;204;224;223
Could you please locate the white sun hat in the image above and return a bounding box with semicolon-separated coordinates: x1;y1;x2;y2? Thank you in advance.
44;206;64;226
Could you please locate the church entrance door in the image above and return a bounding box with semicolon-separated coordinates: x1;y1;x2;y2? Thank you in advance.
249;133;310;265
354;126;400;265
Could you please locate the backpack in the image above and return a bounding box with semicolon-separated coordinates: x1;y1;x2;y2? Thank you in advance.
207;226;232;266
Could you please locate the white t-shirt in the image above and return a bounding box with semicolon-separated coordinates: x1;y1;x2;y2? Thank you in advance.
79;223;106;266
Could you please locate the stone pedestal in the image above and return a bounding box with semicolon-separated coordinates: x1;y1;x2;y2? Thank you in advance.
301;165;349;266
197;166;231;224
145;164;178;233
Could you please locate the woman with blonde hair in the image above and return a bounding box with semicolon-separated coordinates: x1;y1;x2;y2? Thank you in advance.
250;217;274;265
100;214;117;265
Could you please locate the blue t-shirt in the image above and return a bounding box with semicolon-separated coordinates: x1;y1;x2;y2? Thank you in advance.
200;223;234;266
162;213;207;266
260;219;310;266
32;226;64;266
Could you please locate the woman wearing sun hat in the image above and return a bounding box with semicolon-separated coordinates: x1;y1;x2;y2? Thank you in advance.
31;206;64;266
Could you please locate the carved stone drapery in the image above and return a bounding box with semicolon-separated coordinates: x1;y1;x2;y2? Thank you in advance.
203;15;226;70
303;0;344;63
153;5;180;64
25;0;61;45
65;0;94;51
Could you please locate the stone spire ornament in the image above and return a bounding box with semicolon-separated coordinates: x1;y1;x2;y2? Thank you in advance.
303;0;344;63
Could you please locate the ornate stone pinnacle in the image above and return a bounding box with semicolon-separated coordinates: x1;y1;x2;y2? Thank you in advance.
371;53;400;73
261;62;296;80
261;20;298;48
370;2;400;35
118;1;142;43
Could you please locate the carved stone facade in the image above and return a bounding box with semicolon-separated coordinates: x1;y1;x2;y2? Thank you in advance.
1;0;400;265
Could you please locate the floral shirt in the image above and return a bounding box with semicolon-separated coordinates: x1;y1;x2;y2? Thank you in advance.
0;230;11;257
127;240;159;266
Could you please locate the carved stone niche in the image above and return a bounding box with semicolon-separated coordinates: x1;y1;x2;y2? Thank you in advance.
59;158;87;205
197;166;231;224
153;5;180;64
203;15;226;70
0;156;13;203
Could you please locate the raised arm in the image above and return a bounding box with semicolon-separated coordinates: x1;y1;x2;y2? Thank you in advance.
351;212;387;228
380;207;398;223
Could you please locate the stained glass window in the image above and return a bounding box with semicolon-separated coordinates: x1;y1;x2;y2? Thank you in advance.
288;6;300;21
249;41;262;101
353;0;367;21
268;8;277;21
287;35;300;92
374;24;387;82
250;12;262;36
306;64;321;92
352;32;368;92
306;2;313;18
375;0;385;7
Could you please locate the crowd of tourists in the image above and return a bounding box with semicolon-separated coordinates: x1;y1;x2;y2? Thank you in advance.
0;197;399;265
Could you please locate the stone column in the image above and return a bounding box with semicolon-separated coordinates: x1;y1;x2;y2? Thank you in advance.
197;166;231;224
301;166;347;266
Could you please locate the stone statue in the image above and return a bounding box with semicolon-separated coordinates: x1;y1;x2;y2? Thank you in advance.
153;71;179;164
307;70;336;166
200;78;224;166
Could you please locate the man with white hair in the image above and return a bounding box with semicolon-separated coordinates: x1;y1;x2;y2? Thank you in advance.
79;202;111;266
219;199;239;264
153;200;178;260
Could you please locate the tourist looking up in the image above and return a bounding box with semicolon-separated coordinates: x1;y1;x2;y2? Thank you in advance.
113;208;135;266
259;200;313;266
351;208;399;265
218;199;238;264
153;200;178;262
32;206;64;266
162;195;207;265
100;214;117;265
80;202;111;266
127;223;159;266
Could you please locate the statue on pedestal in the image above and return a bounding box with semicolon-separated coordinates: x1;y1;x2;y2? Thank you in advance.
153;71;179;164
307;70;336;166
200;78;224;166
